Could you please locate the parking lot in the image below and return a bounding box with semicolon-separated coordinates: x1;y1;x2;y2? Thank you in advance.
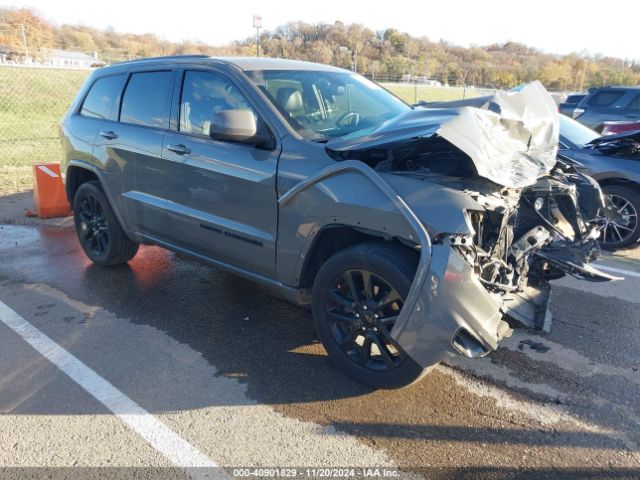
0;192;638;479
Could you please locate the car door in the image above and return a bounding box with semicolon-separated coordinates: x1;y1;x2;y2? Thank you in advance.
96;69;178;238
67;72;127;167
581;90;631;129
63;73;128;213
622;93;640;122
162;69;280;276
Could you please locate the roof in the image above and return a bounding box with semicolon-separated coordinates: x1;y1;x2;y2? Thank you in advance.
109;55;347;73
588;85;640;91
220;57;346;72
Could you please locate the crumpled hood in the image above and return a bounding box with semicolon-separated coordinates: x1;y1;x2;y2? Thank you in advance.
326;81;560;188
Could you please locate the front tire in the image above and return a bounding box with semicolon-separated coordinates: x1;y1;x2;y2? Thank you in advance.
312;242;429;389
600;185;640;250
73;181;139;266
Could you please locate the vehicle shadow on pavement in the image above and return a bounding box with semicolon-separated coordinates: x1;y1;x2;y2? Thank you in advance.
328;422;632;450
78;256;374;405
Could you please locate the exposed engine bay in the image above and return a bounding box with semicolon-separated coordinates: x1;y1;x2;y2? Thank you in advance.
586;131;640;159
326;82;618;333
377;150;614;331
448;163;612;331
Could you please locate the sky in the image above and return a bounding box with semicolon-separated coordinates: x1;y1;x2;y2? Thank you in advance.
7;0;640;60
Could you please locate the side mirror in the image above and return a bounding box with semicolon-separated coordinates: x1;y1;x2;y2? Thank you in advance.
209;109;272;148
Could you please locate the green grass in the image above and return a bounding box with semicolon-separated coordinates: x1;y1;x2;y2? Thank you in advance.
0;66;89;194
0;68;492;195
381;83;489;104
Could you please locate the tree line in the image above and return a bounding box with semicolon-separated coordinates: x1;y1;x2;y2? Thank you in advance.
1;6;639;90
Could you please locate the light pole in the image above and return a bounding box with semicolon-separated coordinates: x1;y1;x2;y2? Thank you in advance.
253;15;262;58
20;23;30;63
353;46;357;73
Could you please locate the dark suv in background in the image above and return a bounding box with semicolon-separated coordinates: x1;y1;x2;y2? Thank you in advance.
558;92;586;118
572;86;640;132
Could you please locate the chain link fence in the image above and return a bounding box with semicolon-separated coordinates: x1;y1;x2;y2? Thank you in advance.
0;65;89;194
1;64;558;196
377;82;499;105
364;73;502;104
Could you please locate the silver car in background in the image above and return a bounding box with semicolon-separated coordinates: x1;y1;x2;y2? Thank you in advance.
559;116;640;249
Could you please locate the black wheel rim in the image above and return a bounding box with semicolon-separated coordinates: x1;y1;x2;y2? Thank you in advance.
601;194;638;245
325;269;406;371
77;194;109;256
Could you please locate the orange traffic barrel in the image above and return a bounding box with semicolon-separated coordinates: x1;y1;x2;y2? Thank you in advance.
32;163;71;219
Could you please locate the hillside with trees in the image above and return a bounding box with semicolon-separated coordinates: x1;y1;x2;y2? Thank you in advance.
1;6;639;90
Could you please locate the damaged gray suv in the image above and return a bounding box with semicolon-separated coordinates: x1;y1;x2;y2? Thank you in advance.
60;56;617;388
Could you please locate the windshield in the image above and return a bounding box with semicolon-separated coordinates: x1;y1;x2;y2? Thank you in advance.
560;115;599;147
246;69;410;140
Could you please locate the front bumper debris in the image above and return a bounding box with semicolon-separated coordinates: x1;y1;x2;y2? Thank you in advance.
390;244;511;368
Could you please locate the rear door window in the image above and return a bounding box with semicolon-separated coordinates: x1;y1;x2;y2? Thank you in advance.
80;74;126;120
587;90;624;107
626;94;640;110
120;71;174;129
565;94;585;105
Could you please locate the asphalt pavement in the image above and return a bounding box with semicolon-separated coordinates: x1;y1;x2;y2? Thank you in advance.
0;192;639;480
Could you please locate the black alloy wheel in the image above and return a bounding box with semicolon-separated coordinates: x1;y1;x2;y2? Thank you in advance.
325;269;406;371
72;180;139;266
77;193;110;256
599;185;640;249
312;242;429;389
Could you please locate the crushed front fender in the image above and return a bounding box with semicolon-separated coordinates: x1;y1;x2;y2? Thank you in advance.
279;160;511;369
390;244;511;367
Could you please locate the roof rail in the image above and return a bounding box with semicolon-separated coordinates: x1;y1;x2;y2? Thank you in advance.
110;54;210;66
590;85;640;90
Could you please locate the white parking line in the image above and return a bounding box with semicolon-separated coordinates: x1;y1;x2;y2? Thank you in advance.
595;263;640;279
0;300;221;476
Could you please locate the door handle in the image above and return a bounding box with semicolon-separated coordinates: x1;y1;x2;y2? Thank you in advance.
99;130;118;140
167;144;191;155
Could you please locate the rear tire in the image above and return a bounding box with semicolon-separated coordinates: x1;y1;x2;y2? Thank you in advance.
73;181;139;266
600;185;640;250
312;241;429;389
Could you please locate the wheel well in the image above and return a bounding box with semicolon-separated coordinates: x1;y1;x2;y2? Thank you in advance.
299;225;419;289
597;178;640;193
65;166;99;205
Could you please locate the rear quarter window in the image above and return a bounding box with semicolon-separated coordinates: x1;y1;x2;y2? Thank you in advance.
80;74;126;120
566;94;585;104
120;71;174;129
587;91;624;107
626;93;640;110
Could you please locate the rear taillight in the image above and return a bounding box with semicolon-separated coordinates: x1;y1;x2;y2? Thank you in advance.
572;108;585;119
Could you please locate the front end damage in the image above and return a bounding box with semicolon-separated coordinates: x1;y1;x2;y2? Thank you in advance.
324;82;620;368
